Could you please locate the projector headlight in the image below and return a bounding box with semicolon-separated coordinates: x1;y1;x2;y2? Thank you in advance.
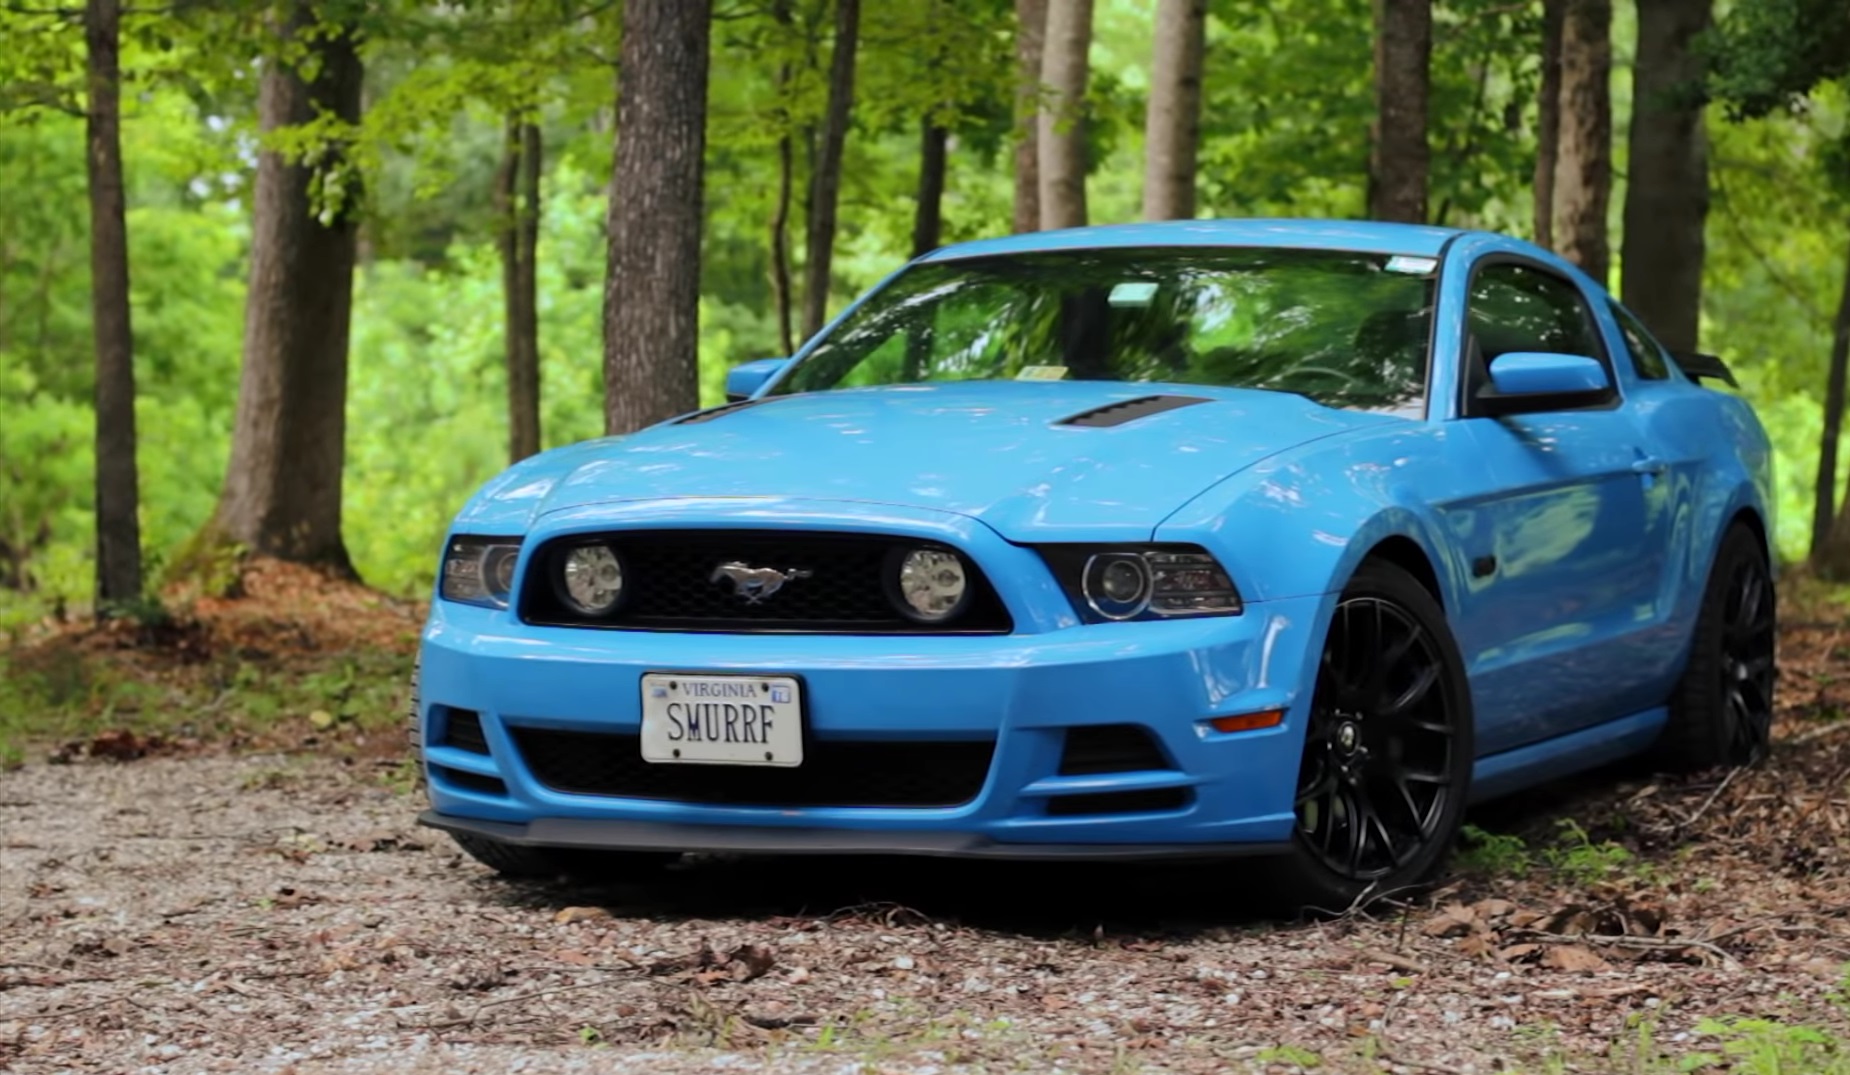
1042;544;1242;623
439;536;523;609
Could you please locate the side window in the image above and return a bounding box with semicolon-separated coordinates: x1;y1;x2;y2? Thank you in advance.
1465;263;1605;362
1610;302;1672;380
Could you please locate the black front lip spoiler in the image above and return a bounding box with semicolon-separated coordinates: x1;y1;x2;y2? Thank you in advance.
418;811;1293;863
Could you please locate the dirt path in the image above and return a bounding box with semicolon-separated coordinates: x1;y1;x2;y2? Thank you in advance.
4;744;1849;1074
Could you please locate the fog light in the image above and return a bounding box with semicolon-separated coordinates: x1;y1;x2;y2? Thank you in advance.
558;544;624;616
894;547;970;622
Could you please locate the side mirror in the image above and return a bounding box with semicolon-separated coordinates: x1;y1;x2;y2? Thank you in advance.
725;358;790;402
1477;351;1613;416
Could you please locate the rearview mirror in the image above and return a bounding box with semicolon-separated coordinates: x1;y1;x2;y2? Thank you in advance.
725;358;790;402
1477;352;1613;416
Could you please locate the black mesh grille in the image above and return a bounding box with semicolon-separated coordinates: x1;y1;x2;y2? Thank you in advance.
511;728;995;808
440;708;489;755
1045;788;1191;816
520;530;1011;634
1058;724;1171;775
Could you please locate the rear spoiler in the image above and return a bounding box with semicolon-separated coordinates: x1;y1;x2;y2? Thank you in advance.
1672;350;1738;388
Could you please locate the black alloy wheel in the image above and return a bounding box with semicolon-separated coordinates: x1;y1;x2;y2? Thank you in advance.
1656;522;1777;770
1273;561;1473;914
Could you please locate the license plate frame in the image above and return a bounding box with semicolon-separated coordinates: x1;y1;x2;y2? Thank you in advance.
639;672;805;767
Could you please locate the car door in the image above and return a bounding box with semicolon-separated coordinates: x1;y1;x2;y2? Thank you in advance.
1435;258;1677;755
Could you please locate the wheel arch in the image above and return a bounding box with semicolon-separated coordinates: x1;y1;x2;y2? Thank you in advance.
1359;534;1446;610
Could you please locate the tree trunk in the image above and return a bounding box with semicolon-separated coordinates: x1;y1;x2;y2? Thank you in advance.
1534;0;1564;248
1012;0;1047;234
768;0;797;357
499;118;543;464
207;3;362;577
1142;0;1206;221
1367;0;1431;224
1811;239;1850;567
913;118;948;258
1552;0;1612;285
1037;0;1093;230
603;0;712;434
801;0;859;341
84;0;141;610
1621;0;1710;353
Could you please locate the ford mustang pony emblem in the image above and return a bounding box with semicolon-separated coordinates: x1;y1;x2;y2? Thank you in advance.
710;561;812;603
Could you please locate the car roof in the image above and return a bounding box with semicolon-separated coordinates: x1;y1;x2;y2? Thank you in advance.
919;218;1471;263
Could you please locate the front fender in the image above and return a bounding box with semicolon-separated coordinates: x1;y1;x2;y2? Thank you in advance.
1154;424;1461;608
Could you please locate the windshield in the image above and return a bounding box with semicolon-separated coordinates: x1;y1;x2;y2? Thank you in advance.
771;247;1436;416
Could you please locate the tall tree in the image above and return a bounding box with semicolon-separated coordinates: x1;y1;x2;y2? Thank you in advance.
498;117;541;463
913;118;948;257
83;0;140;609
1621;0;1711;353
1534;0;1565;248
800;0;859;341
768;0;798;356
1037;0;1092;230
1142;0;1206;221
603;0;712;434
206;2;363;575
1012;0;1047;234
1817;246;1850;562
1552;0;1612;284
1367;0;1431;223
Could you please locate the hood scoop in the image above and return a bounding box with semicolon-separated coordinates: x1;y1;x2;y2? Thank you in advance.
1057;394;1212;428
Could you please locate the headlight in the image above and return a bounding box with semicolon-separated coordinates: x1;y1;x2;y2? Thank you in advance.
440;536;523;609
1043;544;1242;622
1083;553;1153;619
557;543;625;616
892;546;972;622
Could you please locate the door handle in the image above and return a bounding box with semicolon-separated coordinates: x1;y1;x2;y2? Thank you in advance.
1631;457;1667;476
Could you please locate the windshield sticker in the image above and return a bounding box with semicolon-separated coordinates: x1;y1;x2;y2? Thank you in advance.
1108;281;1160;306
1385;255;1438;275
1017;365;1070;381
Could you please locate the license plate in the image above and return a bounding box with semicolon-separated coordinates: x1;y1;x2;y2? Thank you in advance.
639;673;803;767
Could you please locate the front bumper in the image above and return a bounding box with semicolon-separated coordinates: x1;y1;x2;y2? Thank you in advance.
417;495;1333;855
415;588;1331;853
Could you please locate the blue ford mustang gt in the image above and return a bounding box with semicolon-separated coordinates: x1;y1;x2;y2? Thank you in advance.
411;219;1776;910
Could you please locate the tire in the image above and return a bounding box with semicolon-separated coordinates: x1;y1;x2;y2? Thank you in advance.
450;830;678;881
1653;522;1776;771
1269;560;1475;916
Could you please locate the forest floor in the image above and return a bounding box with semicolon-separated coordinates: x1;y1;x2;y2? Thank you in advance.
3;563;1850;1073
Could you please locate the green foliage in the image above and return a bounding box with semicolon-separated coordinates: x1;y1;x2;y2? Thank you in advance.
1705;0;1850;122
1539;818;1640;886
1455;824;1534;876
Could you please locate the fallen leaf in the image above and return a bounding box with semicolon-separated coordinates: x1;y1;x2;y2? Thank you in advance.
727;944;777;982
553;906;610;924
308;710;336;730
1541;945;1611;973
1497;943;1543;962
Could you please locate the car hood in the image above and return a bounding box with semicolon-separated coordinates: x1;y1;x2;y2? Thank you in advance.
460;382;1402;540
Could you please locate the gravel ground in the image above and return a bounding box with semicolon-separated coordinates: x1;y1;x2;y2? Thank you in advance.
2;751;1846;1075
